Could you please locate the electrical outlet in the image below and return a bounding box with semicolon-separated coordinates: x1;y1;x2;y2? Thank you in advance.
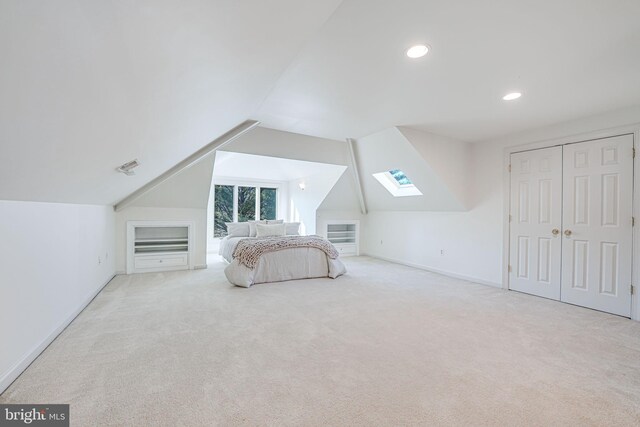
98;256;102;264
380;240;383;245
440;249;444;256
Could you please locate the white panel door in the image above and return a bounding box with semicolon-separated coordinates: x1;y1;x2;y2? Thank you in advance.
561;135;634;317
509;147;563;300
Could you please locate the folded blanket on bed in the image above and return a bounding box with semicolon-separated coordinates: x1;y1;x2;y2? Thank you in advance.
232;235;339;269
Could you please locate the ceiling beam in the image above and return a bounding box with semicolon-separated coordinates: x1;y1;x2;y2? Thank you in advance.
347;137;367;215
114;120;260;211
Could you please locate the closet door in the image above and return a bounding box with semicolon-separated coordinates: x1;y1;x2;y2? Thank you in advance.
509;147;563;300
561;135;634;317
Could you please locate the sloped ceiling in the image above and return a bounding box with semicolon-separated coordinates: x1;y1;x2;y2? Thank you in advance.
219;128;361;214
397;127;471;210
0;0;342;205
318;171;362;213
129;154;215;209
226;126;352;166
2;0;640;207
257;0;640;141
213;151;342;182
355;127;467;212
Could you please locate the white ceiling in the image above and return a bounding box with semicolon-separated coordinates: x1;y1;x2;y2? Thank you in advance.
355;127;466;212
1;0;639;205
257;0;640;142
0;0;342;204
213;151;343;182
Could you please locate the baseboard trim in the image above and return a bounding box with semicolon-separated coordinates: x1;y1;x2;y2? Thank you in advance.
0;274;116;395
194;264;207;270
361;253;502;289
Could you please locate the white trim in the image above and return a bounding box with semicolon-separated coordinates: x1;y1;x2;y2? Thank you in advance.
0;274;116;394
362;253;502;288
346;138;368;214
211;177;286;223
325;219;360;256
502;122;640;320
232;185;239;223
633;127;640;321
194;264;208;270
126;220;195;274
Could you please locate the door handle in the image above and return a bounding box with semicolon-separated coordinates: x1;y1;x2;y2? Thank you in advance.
552;228;560;236
564;229;572;237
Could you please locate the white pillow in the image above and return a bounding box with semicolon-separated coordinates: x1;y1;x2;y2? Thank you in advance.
284;222;300;235
248;220;267;237
255;223;286;237
225;222;250;237
266;219;284;224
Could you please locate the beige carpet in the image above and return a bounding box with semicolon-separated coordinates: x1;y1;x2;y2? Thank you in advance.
2;256;640;426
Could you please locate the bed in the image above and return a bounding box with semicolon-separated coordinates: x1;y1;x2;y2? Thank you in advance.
219;233;346;288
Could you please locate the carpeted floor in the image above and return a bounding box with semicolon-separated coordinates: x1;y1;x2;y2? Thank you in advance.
2;256;640;426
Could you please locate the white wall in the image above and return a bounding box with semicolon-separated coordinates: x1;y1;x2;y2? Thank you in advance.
0;201;115;393
288;167;346;235
362;140;503;286
115;207;207;272
115;156;214;271
316;168;365;238
362;106;640;287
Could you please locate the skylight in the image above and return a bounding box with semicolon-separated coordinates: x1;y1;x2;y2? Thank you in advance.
372;169;422;197
389;169;412;186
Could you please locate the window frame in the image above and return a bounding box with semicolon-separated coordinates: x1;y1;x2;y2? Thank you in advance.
372;169;423;197
211;178;284;236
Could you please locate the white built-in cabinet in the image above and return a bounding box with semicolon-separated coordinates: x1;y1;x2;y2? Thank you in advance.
509;134;634;317
325;220;359;257
126;221;194;274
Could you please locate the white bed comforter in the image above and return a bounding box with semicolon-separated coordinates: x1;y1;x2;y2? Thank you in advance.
219;236;346;287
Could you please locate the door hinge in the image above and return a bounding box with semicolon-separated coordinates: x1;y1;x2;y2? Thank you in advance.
508;265;512;273
509;214;512;222
633;217;635;227
633;148;636;158
631;285;635;295
508;164;512;172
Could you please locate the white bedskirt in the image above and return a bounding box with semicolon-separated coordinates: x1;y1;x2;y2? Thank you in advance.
224;246;346;288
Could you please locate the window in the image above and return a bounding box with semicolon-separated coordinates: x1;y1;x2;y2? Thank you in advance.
213;185;233;237
372;169;422;197
260;188;277;220
237;186;256;222
212;184;279;237
388;169;413;186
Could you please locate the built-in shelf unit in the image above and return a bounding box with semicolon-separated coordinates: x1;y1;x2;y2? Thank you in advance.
127;221;194;274
325;220;359;256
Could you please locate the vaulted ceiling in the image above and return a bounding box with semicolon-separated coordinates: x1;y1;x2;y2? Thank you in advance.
257;0;640;141
0;0;342;204
1;0;639;205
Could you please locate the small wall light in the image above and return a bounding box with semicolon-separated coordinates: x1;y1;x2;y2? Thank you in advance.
298;182;306;190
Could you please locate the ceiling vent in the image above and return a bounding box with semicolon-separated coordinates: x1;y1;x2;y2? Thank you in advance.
116;159;140;176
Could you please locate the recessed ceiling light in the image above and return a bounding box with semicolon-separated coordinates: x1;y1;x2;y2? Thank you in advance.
406;44;429;59
503;92;522;101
